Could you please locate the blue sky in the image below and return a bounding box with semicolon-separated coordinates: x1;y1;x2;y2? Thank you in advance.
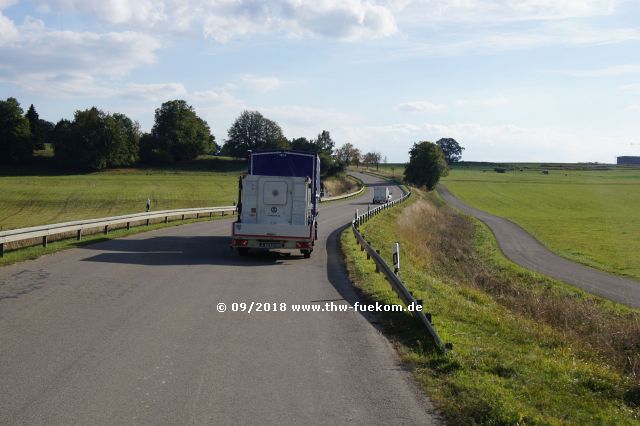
1;0;639;163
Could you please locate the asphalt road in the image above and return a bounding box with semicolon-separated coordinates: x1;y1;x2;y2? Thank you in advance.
438;185;640;309
0;173;439;425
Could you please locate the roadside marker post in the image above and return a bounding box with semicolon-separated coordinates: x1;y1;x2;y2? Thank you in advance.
393;242;400;275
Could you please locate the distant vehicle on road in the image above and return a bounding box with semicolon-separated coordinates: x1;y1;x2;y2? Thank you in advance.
373;186;392;204
230;150;320;258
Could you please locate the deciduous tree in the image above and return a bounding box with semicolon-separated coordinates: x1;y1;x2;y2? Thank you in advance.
222;110;288;157
436;137;464;164
141;100;216;163
54;107;140;170
404;141;448;190
0;97;33;164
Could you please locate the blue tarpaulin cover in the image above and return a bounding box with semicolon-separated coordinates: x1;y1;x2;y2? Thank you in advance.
248;150;320;216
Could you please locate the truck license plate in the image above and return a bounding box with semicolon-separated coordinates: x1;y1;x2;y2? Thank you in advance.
259;242;282;248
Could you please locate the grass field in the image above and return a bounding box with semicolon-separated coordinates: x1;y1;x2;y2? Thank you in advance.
441;165;640;280
0;157;245;231
341;189;640;424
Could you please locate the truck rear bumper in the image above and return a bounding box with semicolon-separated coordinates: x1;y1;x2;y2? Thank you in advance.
230;222;314;249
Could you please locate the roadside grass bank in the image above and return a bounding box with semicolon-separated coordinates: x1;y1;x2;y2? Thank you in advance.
442;165;640;281
341;189;640;424
0;157;245;231
323;173;360;197
0;214;230;268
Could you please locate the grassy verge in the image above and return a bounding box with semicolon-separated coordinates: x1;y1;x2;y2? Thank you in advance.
0;157;245;231
0;214;230;267
442;165;640;280
341;189;640;424
323;173;360;197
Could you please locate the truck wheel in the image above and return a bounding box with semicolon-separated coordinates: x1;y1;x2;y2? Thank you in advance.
302;250;312;259
238;247;249;256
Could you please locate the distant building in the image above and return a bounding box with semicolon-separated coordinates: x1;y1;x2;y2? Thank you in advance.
617;156;640;165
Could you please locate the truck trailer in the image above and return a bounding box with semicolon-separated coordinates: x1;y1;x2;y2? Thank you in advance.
230;150;320;258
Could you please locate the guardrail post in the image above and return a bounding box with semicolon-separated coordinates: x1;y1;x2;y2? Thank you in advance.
146;219;150;226
222;211;225;216
182;214;185;221
42;236;48;248
104;225;108;235
0;243;4;257
209;212;212;218
375;250;381;273
126;222;131;230
77;229;82;241
165;216;168;224
196;213;199;219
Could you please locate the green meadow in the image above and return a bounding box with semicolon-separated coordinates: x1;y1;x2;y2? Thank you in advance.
442;165;640;281
0;157;245;230
341;190;640;424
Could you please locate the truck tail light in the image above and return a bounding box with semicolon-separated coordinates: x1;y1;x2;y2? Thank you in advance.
231;239;249;247
296;242;313;249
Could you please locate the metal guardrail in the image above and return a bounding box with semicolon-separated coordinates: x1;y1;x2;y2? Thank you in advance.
0;206;236;257
350;187;450;353
0;173;364;257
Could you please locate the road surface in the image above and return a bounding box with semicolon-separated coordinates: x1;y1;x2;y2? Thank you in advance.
0;173;439;425
438;185;640;309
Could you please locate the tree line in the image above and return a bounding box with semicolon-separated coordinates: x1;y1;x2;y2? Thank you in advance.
1;96;465;189
0;98;343;176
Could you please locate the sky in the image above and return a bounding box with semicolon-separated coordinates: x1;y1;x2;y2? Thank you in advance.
1;0;639;163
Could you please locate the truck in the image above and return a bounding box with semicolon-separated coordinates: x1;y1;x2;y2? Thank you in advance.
230;150;320;258
372;186;392;204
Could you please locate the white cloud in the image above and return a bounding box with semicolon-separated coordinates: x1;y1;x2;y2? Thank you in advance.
0;11;17;43
395;101;447;112
121;82;187;101
43;0;398;42
400;23;640;57
191;88;243;107
556;64;640;77
620;83;640;93
47;0;166;26
456;96;510;107
394;0;617;23
240;75;282;93
336;121;627;163
0;15;161;96
628;105;640;112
